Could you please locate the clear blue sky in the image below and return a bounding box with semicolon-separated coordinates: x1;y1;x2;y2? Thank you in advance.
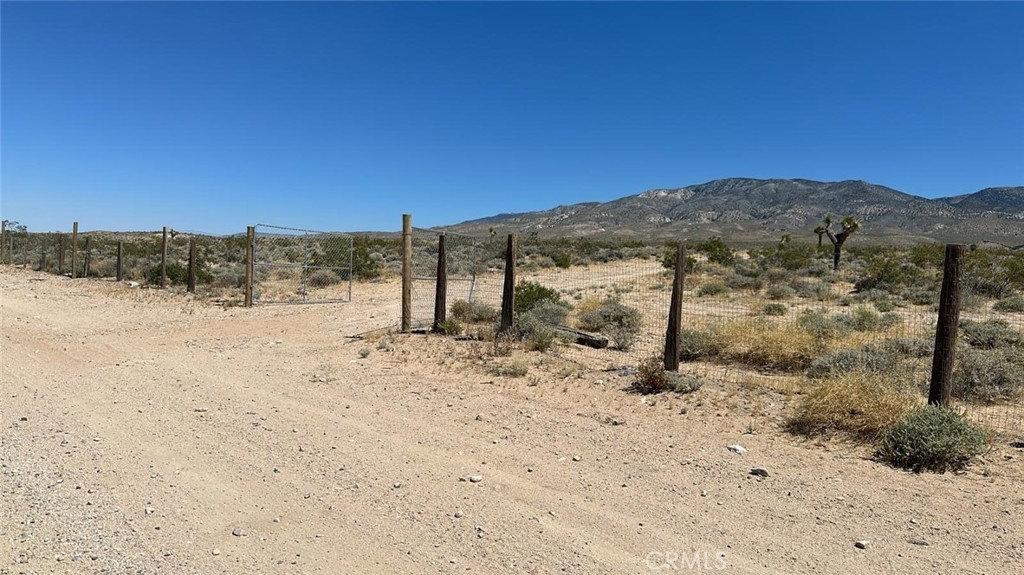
2;1;1022;234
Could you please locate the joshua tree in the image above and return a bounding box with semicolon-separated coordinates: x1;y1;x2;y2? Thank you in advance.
813;225;827;246
819;214;860;271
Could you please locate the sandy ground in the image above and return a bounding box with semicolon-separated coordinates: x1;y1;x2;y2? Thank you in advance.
2;266;1022;575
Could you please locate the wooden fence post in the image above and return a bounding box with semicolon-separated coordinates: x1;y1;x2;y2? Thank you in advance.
401;214;412;332
500;234;518;334
928;244;965;406
58;235;65;275
83;236;91;277
244;226;255;307
433;233;447;332
116;241;124;281
160;226;169;288
187;236;197;293
71;222;78;279
664;244;686;371
0;220;6;265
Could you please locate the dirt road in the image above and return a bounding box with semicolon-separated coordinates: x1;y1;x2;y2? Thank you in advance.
2;267;1021;574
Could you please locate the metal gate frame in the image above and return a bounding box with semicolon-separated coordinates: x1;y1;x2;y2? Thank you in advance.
252;224;353;304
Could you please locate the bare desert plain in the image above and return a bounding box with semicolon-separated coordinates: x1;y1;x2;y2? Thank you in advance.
2;266;1022;575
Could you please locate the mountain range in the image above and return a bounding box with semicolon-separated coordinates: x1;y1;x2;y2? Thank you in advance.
443;179;1024;246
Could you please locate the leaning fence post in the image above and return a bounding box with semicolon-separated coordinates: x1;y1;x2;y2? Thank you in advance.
500;233;518;334
159;226;169;288
401;214;412;332
433;233;448;331
116;241;124;281
187;236;198;293
71;222;78;278
244;226;255;307
664;244;686;371
83;236;92;277
928;244;965;406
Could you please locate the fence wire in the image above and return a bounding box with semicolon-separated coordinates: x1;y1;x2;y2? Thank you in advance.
409;236;1024;438
253;224;353;304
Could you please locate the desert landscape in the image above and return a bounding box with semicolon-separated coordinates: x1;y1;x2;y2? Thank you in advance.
2;265;1022;574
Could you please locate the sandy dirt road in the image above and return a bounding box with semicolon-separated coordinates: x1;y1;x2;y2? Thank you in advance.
1;267;1022;574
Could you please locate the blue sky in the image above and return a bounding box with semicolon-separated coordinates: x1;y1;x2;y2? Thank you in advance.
2;1;1022;234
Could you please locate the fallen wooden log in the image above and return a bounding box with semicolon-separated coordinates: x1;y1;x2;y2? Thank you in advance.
553;326;609;349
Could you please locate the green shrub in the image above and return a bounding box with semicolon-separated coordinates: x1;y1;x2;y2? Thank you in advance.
805;346;900;379
725;272;762;292
678;328;720;361
698;281;728;297
577;299;642;351
518;302;569;352
837;306;901;332
993;294;1024;313
514;281;561;315
876;338;933;358
951;346;1024;403
798;309;843;339
307;268;341;288
436;318;464;336
762;303;787;316
766;284;796;300
450;300;499;323
959;319;1023;349
875;405;990;473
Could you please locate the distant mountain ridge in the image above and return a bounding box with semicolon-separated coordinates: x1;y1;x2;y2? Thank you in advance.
443;178;1024;245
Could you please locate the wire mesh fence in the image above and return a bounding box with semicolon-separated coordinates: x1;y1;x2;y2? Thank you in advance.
408;234;1024;437
253;224;353;304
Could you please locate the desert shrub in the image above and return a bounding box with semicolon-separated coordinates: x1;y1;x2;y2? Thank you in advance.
951;346;1024;403
518;302;570;352
805;346;900;379
903;286;938;306
959;318;1023;349
876;337;933;358
307;268;341;288
577;299;642;351
714;319;822;372
514;280;561;315
836;306;901;332
798;309;843;339
725;272;762;292
762;303;787;316
488;358;529;378
698;280;728;297
873;299;896;313
436;318;464;336
147;261;187;285
792;279;823;299
450;300;500;323
634;358;704;395
520;301;569;326
766;284;796;300
875;405;989;473
787;374;918;440
993;294;1024;313
678;328;722;361
694;237;735;266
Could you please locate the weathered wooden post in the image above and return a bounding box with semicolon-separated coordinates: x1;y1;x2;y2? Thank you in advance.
244;226;255;307
160;226;169;288
58;235;65;275
433;233;447;332
401;214;412;332
928;244;965;406
71;222;79;279
83;236;92;277
500;233;518;334
115;241;124;281
664;244;686;371
187;236;198;293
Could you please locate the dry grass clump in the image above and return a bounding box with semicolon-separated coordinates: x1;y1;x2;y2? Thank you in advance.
713;319;823;372
787;373;919;441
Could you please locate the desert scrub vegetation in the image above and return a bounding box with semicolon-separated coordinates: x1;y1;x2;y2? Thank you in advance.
875;405;990;473
575;297;643;351
787;373;919;441
951;319;1024;403
632;357;703;395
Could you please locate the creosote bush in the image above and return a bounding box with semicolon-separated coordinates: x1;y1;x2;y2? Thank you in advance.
875;405;990;473
514;280;561;315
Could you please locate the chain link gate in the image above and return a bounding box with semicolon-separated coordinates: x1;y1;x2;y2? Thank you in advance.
253;224;353;304
409;228;488;328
